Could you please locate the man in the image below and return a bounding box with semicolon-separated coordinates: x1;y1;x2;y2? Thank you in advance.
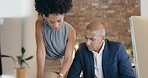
67;21;135;78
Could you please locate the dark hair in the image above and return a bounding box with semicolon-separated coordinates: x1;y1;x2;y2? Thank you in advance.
35;0;72;17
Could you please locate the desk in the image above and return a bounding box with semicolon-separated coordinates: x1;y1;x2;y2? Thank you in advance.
0;75;15;78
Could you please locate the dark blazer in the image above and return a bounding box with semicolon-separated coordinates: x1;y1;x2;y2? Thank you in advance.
67;39;135;78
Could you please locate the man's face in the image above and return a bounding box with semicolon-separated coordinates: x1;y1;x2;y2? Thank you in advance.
47;13;64;30
85;30;104;52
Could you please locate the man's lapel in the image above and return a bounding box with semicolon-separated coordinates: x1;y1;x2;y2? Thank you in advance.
102;40;110;77
88;50;95;77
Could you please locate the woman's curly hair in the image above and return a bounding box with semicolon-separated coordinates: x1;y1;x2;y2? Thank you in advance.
35;0;72;17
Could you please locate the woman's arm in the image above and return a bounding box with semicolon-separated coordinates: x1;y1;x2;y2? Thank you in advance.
58;26;76;78
35;19;46;78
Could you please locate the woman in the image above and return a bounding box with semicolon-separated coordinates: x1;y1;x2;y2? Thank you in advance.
35;0;76;78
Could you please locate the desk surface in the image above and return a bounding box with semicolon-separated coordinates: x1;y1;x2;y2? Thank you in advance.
0;75;15;78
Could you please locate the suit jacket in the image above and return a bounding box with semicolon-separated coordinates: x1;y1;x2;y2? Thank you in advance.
67;39;135;78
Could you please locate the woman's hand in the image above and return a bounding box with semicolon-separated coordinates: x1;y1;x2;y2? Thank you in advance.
57;73;64;78
57;75;64;78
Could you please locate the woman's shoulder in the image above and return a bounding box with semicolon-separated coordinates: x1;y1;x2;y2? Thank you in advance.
64;21;75;33
35;19;44;28
36;15;46;27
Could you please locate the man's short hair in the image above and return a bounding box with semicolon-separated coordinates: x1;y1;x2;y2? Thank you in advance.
86;21;105;36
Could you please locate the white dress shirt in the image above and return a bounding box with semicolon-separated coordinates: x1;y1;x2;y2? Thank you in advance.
92;41;105;78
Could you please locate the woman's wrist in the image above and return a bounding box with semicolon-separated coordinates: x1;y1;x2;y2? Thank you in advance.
58;73;64;77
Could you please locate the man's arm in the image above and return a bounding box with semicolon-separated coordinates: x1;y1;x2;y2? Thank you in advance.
67;49;82;78
118;43;135;78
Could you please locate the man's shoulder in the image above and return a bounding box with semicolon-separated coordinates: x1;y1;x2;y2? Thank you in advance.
76;43;89;53
79;43;87;48
105;39;125;52
106;39;122;47
79;42;86;45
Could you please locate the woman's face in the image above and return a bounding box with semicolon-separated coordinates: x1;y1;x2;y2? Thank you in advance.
46;13;64;30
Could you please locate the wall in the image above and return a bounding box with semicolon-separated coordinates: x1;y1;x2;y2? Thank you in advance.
1;18;37;77
0;0;23;18
21;1;37;77
1;18;22;75
65;0;140;45
0;23;2;75
140;0;148;16
0;0;37;77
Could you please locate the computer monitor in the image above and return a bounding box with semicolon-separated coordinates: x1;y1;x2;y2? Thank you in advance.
129;16;148;78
